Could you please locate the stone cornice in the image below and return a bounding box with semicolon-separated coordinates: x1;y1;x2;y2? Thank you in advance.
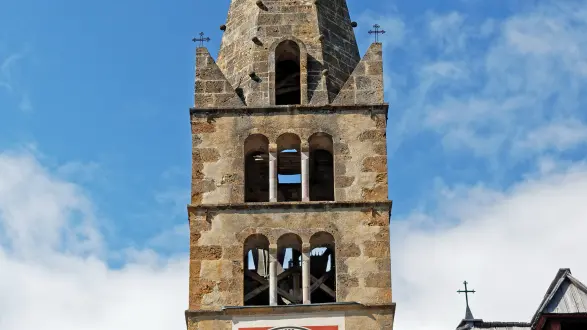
184;302;396;319
187;200;393;212
189;103;389;117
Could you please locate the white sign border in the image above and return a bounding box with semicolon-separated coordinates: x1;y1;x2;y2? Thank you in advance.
232;311;345;330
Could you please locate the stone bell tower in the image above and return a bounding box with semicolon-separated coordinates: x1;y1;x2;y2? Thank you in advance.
187;0;395;328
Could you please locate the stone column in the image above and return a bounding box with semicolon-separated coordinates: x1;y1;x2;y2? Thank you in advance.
302;252;311;304
269;260;278;306
301;150;310;202
269;151;277;202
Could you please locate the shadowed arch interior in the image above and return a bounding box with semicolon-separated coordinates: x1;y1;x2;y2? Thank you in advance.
276;233;303;305
243;234;270;306
275;40;301;105
310;231;336;303
244;134;269;202
309;133;334;201
277;133;302;202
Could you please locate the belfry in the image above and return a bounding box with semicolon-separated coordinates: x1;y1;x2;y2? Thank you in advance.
187;0;395;328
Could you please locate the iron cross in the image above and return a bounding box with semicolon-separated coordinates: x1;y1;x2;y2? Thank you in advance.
192;32;210;47
457;281;476;307
368;24;386;42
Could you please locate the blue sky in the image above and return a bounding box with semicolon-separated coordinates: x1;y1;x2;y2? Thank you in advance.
2;0;587;329
0;0;516;255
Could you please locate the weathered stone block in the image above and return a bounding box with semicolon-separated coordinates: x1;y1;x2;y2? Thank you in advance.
376;173;388;184
192;245;223;260
192;180;216;194
358;129;386;142
364;241;390;258
200;260;233;279
332;43;384;105
362;156;387;172
373;142;387;155
194;48;245;109
338;243;361;257
356;89;383;105
192;121;216;134
205;80;225;93
338;273;359;288
336;175;355;188
192;148;220;163
366;272;392;288
363;185;388;200
222;245;242;260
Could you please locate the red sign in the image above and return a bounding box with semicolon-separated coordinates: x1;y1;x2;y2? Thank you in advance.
241;327;338;330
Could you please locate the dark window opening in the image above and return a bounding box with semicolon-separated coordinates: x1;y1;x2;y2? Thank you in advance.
561;319;587;330
243;234;270;306
277;134;302;202
275;41;301;105
309;133;334;201
277;234;303;305
244;135;269;203
310;232;336;304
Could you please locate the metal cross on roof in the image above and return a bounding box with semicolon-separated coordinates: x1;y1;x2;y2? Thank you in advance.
192;32;210;47
458;281;476;319
368;24;386;42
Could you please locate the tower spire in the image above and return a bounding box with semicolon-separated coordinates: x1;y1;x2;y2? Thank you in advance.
214;0;360;105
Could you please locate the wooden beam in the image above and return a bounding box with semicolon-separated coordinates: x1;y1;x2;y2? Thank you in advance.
310;272;331;293
310;273;336;298
277;287;302;304
244;284;269;302
245;270;268;284
245;267;306;304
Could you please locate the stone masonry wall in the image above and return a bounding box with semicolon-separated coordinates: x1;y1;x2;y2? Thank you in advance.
316;0;361;100
333;43;384;105
188;205;392;311
190;109;388;205
215;0;360;105
195;48;246;108
186;307;394;330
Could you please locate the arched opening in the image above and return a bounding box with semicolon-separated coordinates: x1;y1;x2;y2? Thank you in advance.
310;231;336;303
244;134;269;203
275;40;301;105
309;133;334;201
276;233;303;305
277;133;302;202
243;234;270;306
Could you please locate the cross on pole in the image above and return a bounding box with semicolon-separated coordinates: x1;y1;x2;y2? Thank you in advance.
192;32;210;47
368;24;386;42
457;281;476;311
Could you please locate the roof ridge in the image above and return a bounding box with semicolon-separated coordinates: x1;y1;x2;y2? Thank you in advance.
530;268;576;326
566;272;587;294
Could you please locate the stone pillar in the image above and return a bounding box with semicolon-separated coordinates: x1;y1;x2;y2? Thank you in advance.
269;151;277;202
301;151;310;202
302;252;311;304
269;261;278;306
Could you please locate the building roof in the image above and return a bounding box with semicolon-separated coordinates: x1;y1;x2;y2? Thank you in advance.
530;268;587;326
456;268;587;330
457;321;530;330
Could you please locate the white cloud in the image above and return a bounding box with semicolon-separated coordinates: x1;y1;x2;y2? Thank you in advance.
0;52;22;93
0;49;33;113
427;12;467;54
0;150;188;330
513;119;587;153
392;161;587;330
385;2;587;160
